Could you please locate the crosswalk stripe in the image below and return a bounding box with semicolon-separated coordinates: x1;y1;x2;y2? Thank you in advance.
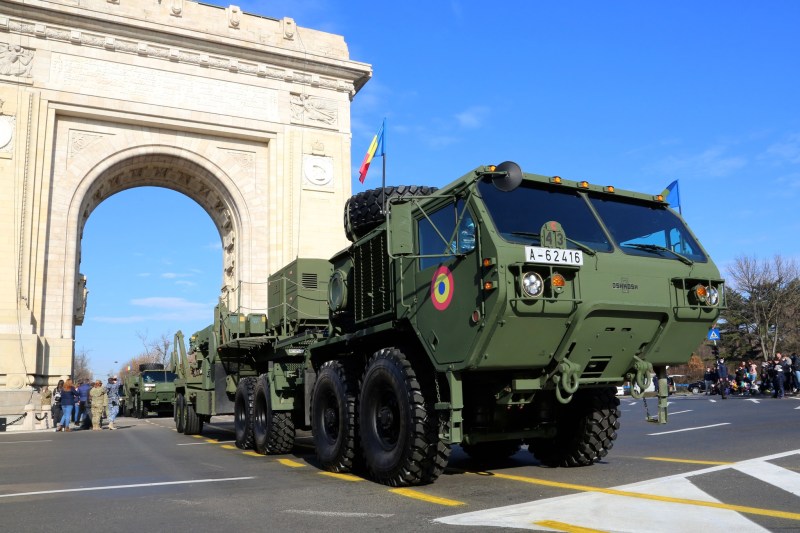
733;460;800;498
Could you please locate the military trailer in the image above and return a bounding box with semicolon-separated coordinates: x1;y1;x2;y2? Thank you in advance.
175;162;724;487
125;363;177;418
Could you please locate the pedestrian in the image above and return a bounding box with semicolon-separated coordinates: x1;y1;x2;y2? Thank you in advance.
105;376;121;430
716;358;729;399
74;379;92;428
89;380;107;430
703;367;714;395
791;353;800;395
771;357;785;399
58;379;77;432
52;379;64;430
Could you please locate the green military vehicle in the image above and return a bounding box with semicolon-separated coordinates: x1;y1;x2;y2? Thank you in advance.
175;162;724;487
125;363;177;418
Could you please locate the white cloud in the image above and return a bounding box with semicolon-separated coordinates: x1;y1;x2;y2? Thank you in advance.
454;106;489;129
92;296;211;324
175;280;196;287
764;133;800;165
652;145;747;178
161;272;192;279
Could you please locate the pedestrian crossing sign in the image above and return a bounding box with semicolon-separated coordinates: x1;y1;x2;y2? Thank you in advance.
707;328;720;341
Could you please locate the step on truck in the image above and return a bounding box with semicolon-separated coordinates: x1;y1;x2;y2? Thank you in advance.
175;162;724;486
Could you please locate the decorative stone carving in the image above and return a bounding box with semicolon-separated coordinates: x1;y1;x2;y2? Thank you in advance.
170;0;184;17
283;17;296;40
223;231;235;251
0;43;34;77
290;93;337;127
227;5;241;29
311;140;325;155
68;130;107;159
74;273;88;326
0;98;15;154
303;154;333;188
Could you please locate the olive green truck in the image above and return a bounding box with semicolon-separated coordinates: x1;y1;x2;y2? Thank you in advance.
124;363;177;418
171;162;723;486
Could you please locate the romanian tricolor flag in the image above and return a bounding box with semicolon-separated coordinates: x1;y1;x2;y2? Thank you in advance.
358;122;385;183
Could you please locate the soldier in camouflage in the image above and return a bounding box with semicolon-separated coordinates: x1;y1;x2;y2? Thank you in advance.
106;376;121;430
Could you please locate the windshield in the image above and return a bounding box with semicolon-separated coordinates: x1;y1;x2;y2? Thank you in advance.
142;371;177;383
588;194;707;262
478;180;613;252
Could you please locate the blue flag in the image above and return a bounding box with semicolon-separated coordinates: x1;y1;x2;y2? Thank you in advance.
664;180;681;214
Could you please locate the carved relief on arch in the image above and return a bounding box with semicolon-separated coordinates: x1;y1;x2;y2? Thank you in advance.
68;130;110;160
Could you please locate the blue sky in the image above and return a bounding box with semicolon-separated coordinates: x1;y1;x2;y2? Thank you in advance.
78;1;800;377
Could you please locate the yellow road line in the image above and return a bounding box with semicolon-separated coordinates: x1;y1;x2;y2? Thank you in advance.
220;444;237;450
479;472;800;521
534;520;608;533
318;472;364;482
191;435;204;439
645;456;732;465
389;488;465;507
276;458;305;468
205;439;219;443
242;451;263;458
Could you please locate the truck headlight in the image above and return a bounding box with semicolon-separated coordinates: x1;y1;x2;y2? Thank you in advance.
707;286;719;306
521;272;544;298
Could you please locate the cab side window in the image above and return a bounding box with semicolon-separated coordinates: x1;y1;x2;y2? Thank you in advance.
418;201;475;270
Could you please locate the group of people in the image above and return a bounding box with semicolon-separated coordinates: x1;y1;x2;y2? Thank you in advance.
41;376;122;431
703;353;800;399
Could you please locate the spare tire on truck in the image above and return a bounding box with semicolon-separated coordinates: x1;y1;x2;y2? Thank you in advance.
139;363;165;371
344;186;437;242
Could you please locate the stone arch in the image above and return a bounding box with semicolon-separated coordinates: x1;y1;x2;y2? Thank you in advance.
59;144;254;338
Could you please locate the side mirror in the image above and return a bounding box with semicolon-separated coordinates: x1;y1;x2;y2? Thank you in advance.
492;161;523;192
388;201;414;256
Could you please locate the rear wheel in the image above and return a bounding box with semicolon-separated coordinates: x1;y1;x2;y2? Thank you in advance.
136;397;146;419
184;401;204;435
252;374;295;454
311;361;358;472
358;348;449;486
528;387;620;467
234;377;257;449
174;393;185;433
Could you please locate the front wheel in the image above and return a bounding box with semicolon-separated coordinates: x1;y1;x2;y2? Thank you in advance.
358;348;448;486
252;375;294;454
175;393;185;433
184;400;203;435
311;360;358;472
528;387;620;467
234;377;257;449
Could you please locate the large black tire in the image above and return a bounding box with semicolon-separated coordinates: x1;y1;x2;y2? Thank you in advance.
139;363;165;371
136;397;146;419
358;348;449;486
234;377;257;449
252;375;295;455
184;401;204;435
528;387;620;467
311;361;358;472
462;440;522;462
344;186;437;242
174;393;185;433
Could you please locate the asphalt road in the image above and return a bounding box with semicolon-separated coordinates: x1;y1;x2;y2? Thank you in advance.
1;393;799;533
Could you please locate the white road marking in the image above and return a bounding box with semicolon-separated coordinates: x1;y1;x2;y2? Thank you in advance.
283;510;395;518
176;441;234;446
733;460;800;498
668;410;692;415
0;476;254;499
648;422;730;436
437;449;800;532
746;399;760;404
0;440;53;444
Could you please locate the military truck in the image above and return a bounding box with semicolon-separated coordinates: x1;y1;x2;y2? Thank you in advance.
175;162;724;486
125;363;177;418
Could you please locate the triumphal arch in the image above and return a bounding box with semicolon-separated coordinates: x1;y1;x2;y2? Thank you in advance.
0;0;371;402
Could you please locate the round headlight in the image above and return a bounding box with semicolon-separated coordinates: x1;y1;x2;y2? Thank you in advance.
328;270;347;311
522;272;544;298
707;286;719;306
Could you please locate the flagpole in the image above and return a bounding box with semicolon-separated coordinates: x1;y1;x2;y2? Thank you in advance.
381;118;387;214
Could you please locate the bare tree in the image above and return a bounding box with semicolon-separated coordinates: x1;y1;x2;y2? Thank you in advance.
118;331;173;379
73;347;93;383
726;255;800;360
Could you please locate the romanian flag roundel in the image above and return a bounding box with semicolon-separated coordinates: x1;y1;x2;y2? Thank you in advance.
431;266;454;311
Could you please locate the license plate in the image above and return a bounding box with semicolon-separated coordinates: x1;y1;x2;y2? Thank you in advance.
524;246;583;266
